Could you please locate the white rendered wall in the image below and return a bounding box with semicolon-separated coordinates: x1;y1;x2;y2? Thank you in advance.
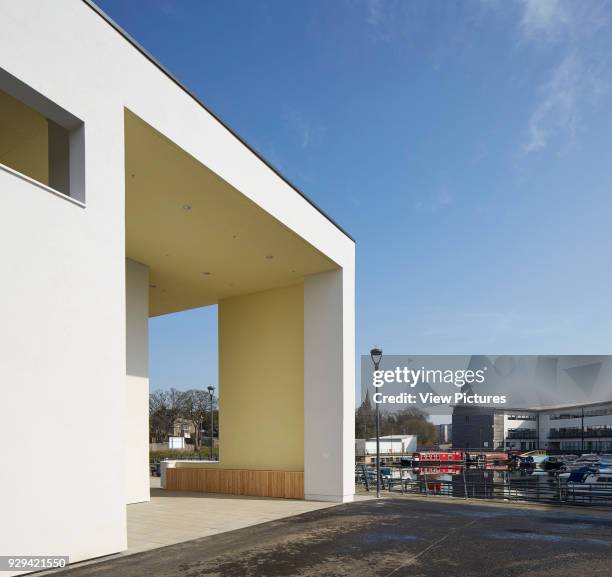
503;414;538;450
503;414;537;437
0;139;126;567
0;3;128;569
125;259;150;504
0;0;354;287
304;266;355;502
0;0;356;565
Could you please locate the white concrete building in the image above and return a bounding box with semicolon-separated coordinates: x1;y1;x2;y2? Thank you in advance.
358;435;417;456
538;402;612;453
502;411;539;452
0;0;355;571
503;404;612;453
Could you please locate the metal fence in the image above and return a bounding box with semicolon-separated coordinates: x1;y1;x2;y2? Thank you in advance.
355;466;612;508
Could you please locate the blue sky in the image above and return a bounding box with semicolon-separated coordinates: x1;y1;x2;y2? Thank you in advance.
96;0;612;401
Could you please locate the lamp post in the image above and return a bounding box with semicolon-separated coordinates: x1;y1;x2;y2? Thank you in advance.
207;385;215;461
581;406;585;454
370;347;383;498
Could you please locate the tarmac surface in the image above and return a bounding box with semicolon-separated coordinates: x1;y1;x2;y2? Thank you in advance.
51;496;612;577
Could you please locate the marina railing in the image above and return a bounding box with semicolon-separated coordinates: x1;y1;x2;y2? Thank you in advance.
355;468;612;508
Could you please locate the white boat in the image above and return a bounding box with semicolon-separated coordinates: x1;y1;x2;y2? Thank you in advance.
575;453;601;464
565;453;601;470
566;469;612;496
562;454;579;462
599;454;612;467
380;467;416;481
560;462;612;478
519;451;548;465
559;466;595;480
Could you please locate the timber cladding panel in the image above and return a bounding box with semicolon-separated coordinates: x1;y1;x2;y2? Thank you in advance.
165;468;304;499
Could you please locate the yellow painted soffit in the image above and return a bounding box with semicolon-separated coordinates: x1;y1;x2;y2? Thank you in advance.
124;109;337;316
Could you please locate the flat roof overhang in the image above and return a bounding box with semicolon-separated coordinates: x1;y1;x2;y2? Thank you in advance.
82;0;353;244
125;110;338;317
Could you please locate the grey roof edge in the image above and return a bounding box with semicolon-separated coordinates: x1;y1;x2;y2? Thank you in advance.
451;399;612;413
81;0;355;243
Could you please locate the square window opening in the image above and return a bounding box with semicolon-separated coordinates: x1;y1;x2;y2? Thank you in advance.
0;69;85;202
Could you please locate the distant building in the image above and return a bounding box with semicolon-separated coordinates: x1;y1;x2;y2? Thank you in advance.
172;418;195;439
168;436;186;450
452;406;501;450
355;435;417;464
436;424;452;445
452;400;612;452
365;435;417;455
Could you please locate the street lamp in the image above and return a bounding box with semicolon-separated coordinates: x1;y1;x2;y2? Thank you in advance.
370;347;383;498
207;385;215;461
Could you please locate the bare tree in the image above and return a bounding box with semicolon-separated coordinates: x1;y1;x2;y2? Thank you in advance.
355;390;374;439
149;390;167;443
179;389;212;451
149;388;183;443
355;402;437;446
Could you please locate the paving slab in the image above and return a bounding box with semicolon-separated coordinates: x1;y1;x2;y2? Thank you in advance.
125;485;336;554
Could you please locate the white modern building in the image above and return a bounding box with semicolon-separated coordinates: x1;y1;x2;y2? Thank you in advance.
502;411;539;452
355;435;417;463
453;402;612;453
365;435;417;455
0;0;355;571
504;402;612;453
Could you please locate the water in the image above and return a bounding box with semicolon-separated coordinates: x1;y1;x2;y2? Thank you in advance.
426;466;559;499
407;466;561;500
358;464;612;507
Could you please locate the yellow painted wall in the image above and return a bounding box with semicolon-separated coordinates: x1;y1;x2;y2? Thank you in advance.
216;283;304;471
0;89;48;185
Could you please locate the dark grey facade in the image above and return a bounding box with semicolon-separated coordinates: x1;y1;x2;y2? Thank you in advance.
452;406;497;449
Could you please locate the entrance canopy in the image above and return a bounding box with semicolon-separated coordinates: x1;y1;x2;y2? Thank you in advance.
125;110;338;317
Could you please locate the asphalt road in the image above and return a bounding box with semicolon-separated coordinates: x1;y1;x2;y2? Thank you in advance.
52;497;612;577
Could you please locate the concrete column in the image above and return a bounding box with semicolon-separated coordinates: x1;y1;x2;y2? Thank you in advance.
125;258;150;504
304;267;355;502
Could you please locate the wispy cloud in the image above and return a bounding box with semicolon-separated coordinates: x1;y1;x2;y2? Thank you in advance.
153;0;178;17
360;0;406;43
519;0;569;42
358;0;609;155
282;106;326;149
415;187;454;212
524;51;580;153
365;0;384;26
519;0;610;154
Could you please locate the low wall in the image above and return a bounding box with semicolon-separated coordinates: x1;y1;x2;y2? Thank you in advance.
165;467;304;499
150;443;195;452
